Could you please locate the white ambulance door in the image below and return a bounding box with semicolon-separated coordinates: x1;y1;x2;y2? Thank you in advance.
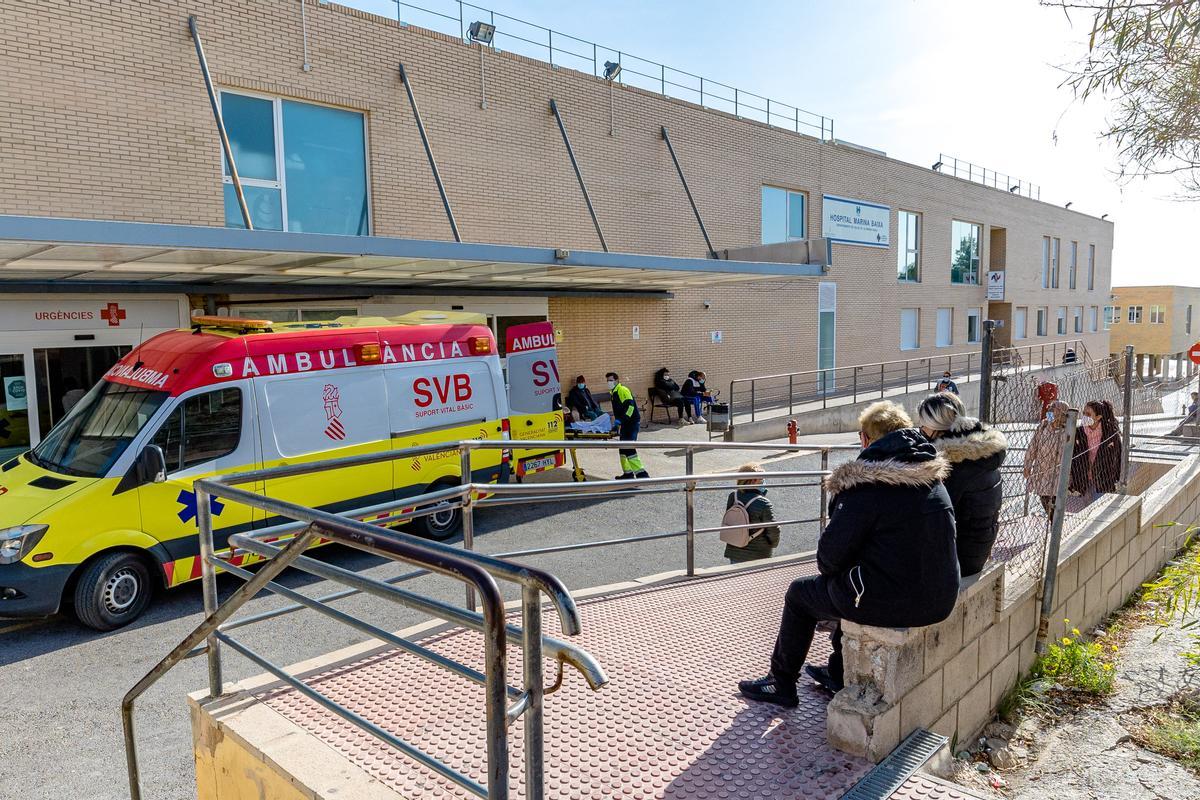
503;321;564;477
256;366;393;522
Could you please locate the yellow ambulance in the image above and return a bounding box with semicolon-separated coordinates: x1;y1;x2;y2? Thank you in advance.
0;313;562;630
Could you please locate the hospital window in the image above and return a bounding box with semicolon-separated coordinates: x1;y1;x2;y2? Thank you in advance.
1036;307;1048;337
1056;306;1067;335
1013;307;1028;340
897;211;920;282
1150;305;1166;324
220;91;369;235
760;186;806;244
1103;306;1115;330
1072;306;1083;334
153;388;243;472
1128;305;1143;324
950;220;981;285
1089;306;1099;332
1087;244;1096;290
229;307;358;323
1187;305;1193;334
967;307;982;344
1068;241;1078;290
900;308;919;350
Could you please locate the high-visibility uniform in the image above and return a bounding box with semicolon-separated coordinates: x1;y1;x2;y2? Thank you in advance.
610;381;647;476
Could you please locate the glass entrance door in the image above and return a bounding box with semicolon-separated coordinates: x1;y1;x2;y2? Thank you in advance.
34;345;132;438
0;353;32;461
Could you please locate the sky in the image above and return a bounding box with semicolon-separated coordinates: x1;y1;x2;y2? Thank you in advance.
357;0;1195;287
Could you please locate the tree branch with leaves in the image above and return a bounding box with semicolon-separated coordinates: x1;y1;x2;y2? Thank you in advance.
1045;0;1200;195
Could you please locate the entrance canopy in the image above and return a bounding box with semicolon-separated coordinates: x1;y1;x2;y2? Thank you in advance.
0;216;824;297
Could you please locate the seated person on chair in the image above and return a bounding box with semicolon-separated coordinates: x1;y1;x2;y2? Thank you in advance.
654;367;695;424
737;401;959;706
566;375;602;421
681;370;710;423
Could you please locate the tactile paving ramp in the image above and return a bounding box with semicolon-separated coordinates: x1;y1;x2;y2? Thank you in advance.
886;774;988;800
260;560;874;798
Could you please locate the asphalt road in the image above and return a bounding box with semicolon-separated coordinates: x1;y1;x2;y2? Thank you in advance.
0;447;850;800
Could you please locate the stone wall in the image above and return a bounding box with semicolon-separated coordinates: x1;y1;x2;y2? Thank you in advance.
827;455;1200;761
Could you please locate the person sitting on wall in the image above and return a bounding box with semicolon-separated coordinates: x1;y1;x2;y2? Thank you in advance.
935;371;960;395
566;375;602;421
737;401;959;705
681;370;710;423
917;391;1008;577
654;367;695;425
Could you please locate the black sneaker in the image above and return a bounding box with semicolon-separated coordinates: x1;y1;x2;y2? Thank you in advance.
615;472;634;480
804;664;844;693
737;675;798;707
634;470;650;479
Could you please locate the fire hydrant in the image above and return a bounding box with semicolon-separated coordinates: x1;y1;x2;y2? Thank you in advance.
786;419;798;444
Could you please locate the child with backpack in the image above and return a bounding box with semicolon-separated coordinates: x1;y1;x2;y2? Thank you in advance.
721;462;780;564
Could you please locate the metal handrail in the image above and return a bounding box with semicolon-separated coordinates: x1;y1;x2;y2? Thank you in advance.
936;153;1042;201
728;338;1089;427
379;0;834;139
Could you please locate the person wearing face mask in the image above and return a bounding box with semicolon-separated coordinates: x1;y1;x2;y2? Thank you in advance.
606;371;648;479
566;375;601;421
654;367;694;425
916;391;1008;577
1025;400;1070;516
1070;399;1123;500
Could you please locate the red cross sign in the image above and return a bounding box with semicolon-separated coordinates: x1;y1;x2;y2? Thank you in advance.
100;302;127;327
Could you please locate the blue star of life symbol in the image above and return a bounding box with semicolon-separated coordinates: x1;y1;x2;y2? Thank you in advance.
176;489;225;524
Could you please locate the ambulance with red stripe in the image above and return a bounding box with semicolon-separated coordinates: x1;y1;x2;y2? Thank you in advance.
0;313;562;630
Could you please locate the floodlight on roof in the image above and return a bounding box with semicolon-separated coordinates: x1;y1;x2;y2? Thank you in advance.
603;61;622;81
468;21;495;44
1009;185;1020;193
932;161;943;171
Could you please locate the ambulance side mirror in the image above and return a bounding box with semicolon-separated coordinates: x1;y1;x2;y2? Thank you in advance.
141;445;168;484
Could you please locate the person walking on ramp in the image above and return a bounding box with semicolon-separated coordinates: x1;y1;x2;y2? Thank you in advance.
738;401;960;706
607;372;648;480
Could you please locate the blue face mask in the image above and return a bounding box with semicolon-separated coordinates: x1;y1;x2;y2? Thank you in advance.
1046;411;1055;423
577;383;585;389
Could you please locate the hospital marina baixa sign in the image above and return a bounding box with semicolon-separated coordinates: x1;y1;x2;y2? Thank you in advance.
821;194;890;248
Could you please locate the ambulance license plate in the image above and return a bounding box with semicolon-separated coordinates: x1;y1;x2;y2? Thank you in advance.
522;454;557;473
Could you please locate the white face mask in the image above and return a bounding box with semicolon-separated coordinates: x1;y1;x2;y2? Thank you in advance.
1082;415;1096;427
663;374;670;381
607;380;616;390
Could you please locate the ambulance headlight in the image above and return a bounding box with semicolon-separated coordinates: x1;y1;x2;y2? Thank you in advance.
0;525;49;565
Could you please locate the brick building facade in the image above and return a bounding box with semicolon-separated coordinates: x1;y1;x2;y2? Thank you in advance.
0;0;1113;402
1110;286;1200;382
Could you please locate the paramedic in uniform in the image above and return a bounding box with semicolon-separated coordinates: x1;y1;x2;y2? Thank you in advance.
606;372;648;479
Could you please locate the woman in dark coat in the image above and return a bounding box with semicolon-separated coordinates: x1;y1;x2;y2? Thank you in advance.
1071;399;1122;499
653;367;693;423
917;391;1009;577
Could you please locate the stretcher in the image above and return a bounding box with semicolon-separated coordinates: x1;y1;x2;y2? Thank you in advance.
564;425;621;481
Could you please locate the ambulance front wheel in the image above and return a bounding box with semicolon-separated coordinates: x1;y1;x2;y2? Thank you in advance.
73;551;153;631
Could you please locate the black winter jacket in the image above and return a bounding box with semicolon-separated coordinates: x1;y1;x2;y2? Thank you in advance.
931;423;1008;577
566;384;601;419
817;428;959;628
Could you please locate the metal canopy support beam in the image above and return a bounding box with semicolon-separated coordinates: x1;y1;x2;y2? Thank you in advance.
549;99;608;253
0;279;673;300
398;63;462;243
661;126;716;259
188;16;252;230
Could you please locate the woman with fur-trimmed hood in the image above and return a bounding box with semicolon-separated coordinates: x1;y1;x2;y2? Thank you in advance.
738;401;959;706
917;391;1008;577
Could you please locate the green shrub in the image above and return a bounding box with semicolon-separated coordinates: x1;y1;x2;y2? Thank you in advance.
1031;620;1118;696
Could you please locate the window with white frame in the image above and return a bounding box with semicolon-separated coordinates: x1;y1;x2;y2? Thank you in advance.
967;307;981;343
1129;305;1143;323
936;307;953;347
900;308;920;350
951;221;981;285
1103;306;1115;330
761;186;806;244
1069;241;1078;290
1112;305;1122;323
1014;306;1028;340
897;210;920;282
1051;238;1060;288
1150;304;1166;324
1057;306;1067;335
1041;237;1050;288
1087;244;1095;290
1036;307;1048;336
220;91;369;235
1088;306;1099;332
1072;306;1083;334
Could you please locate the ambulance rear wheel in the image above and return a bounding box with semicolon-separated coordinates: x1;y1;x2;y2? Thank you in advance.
411;484;462;541
73;551;153;631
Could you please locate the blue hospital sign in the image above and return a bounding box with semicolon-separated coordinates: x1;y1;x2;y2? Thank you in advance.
821;195;890;248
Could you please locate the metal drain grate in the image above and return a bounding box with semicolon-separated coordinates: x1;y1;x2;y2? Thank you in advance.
841;728;948;800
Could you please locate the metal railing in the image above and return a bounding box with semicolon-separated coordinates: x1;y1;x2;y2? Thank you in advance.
935;153;1041;200
378;0;834;139
121;436;855;799
727;339;1089;428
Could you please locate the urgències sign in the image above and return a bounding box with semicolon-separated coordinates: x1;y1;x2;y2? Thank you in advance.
821;195;890;248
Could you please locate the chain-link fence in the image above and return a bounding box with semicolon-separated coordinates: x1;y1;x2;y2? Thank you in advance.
983;342;1200;593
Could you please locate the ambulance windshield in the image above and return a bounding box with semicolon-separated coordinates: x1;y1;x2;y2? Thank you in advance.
28;381;169;478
